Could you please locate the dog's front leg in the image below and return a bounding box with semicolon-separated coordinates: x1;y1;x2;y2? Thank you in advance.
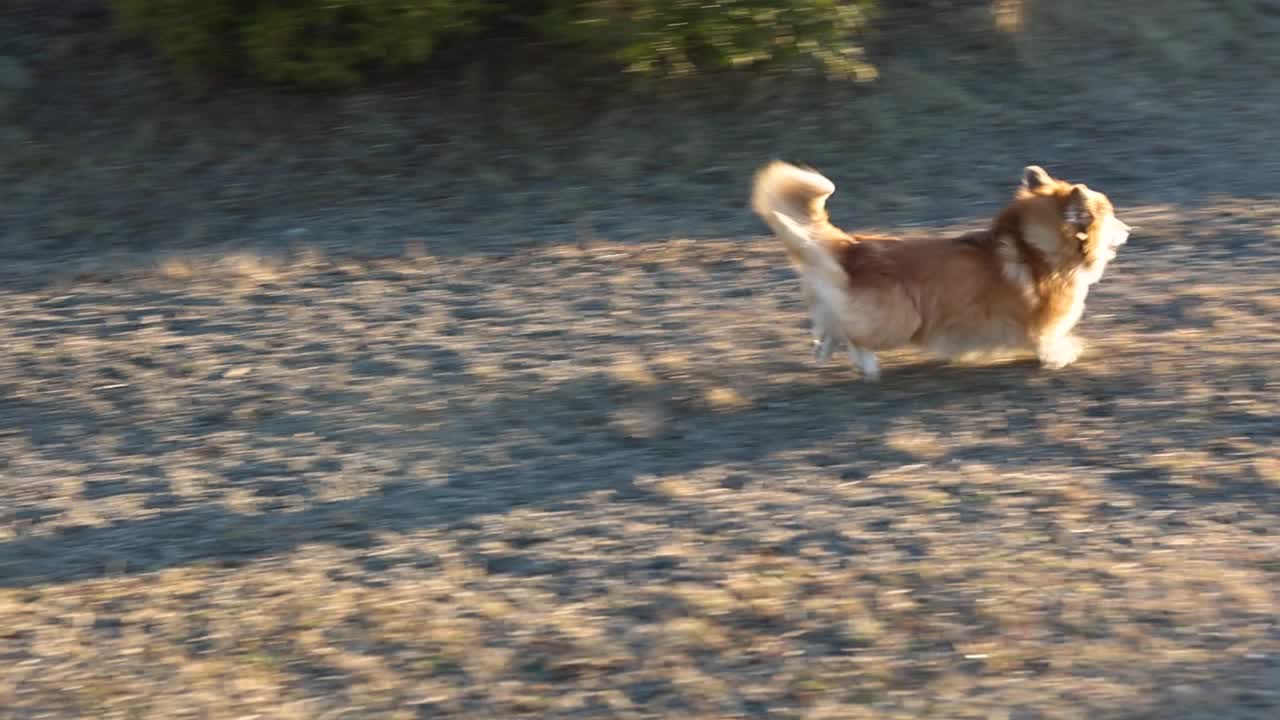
1035;287;1089;370
1036;333;1083;370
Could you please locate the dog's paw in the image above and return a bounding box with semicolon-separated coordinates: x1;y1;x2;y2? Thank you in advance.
813;334;838;363
849;347;881;381
1038;336;1083;370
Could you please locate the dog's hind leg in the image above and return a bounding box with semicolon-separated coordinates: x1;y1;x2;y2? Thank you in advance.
813;331;839;362
808;289;845;363
848;346;880;381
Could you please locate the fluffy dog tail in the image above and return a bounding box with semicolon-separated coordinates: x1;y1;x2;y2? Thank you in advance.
751;160;850;269
750;161;847;263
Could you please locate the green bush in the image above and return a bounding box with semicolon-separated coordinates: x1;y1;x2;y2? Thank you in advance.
111;0;879;89
110;0;492;88
538;0;879;81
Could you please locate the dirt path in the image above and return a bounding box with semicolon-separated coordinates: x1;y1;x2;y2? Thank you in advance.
2;196;1278;718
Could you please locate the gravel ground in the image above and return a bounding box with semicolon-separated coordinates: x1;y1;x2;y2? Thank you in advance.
1;2;1280;719
2;206;1278;718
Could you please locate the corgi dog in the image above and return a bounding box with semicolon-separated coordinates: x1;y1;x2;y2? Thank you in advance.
751;161;1131;380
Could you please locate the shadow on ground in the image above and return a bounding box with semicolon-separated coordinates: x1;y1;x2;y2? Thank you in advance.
3;348;1275;588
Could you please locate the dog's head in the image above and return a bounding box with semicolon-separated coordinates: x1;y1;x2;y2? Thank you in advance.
1016;165;1130;282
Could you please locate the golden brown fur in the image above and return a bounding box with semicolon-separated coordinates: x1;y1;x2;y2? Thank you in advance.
750;161;1131;380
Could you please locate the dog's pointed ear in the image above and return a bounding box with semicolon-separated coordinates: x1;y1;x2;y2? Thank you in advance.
1022;165;1052;191
1064;185;1093;228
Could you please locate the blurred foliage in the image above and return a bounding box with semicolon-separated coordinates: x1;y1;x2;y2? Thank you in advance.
109;0;491;89
109;0;881;89
537;0;879;81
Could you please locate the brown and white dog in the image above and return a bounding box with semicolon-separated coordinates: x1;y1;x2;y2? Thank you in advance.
751;161;1131;380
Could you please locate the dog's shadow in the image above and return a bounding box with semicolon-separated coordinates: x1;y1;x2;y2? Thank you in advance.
440;354;1112;491
445;347;1279;509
